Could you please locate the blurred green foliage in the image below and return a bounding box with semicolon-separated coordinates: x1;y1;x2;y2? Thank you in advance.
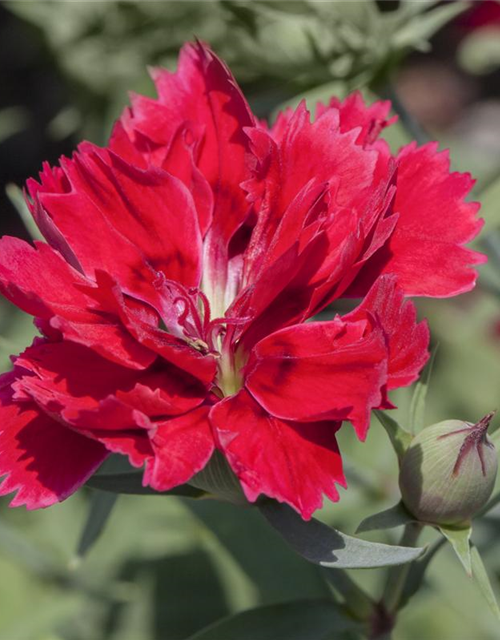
5;0;469;140
1;1;500;639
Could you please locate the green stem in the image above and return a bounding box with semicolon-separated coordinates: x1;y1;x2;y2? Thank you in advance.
368;523;424;639
382;523;423;615
323;567;375;621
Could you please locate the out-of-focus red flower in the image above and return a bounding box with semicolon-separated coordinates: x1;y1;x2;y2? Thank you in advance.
457;0;500;31
0;43;484;518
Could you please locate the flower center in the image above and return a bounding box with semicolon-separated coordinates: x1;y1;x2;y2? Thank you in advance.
156;276;245;396
217;343;245;397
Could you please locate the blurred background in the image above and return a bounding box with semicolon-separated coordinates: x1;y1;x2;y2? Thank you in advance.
0;2;499;639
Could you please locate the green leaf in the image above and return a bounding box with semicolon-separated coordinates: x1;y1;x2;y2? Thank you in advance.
408;345;439;434
187;599;359;640
85;472;206;498
392;2;469;50
251;0;312;17
374;410;412;465
438;524;472;576
470;544;500;621
76;492;118;560
356;502;416;534
260;502;425;569
188;450;248;505
397;1;441;19
220;0;259;37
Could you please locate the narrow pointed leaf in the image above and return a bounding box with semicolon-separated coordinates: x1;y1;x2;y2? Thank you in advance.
408;345;439;434
86;472;206;498
260;502;425;569
187;599;359;640
470;544;500;621
374;410;412;465
438;524;472;576
356;502;416;534
76;492;118;559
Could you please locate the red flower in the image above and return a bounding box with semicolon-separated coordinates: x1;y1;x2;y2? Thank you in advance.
0;43;483;518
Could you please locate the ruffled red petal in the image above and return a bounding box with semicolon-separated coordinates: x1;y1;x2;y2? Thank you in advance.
127;42;255;299
15;338;207;419
0;238;157;370
210;389;345;520
0;375;108;509
243;104;379;280
344;275;429;390
245;315;387;439
28;147;203;309
349;143;486;297
143;405;214;492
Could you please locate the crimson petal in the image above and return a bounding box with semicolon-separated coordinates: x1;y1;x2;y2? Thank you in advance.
129;42;255;299
349;143;485;297
0;375;108;509
0;238;156;370
245;316;387;439
143;405;214;492
210;390;345;520
344;275;430;390
28;146;202;308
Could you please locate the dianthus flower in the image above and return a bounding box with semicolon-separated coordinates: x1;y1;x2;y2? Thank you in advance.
0;43;484;518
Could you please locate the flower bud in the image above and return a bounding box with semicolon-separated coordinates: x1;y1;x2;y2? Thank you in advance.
399;413;498;526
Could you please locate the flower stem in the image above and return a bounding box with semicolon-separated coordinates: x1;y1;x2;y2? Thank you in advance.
382;523;423;615
323;567;375;621
368;523;423;639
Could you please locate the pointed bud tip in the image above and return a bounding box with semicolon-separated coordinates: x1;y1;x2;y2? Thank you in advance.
474;411;496;434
